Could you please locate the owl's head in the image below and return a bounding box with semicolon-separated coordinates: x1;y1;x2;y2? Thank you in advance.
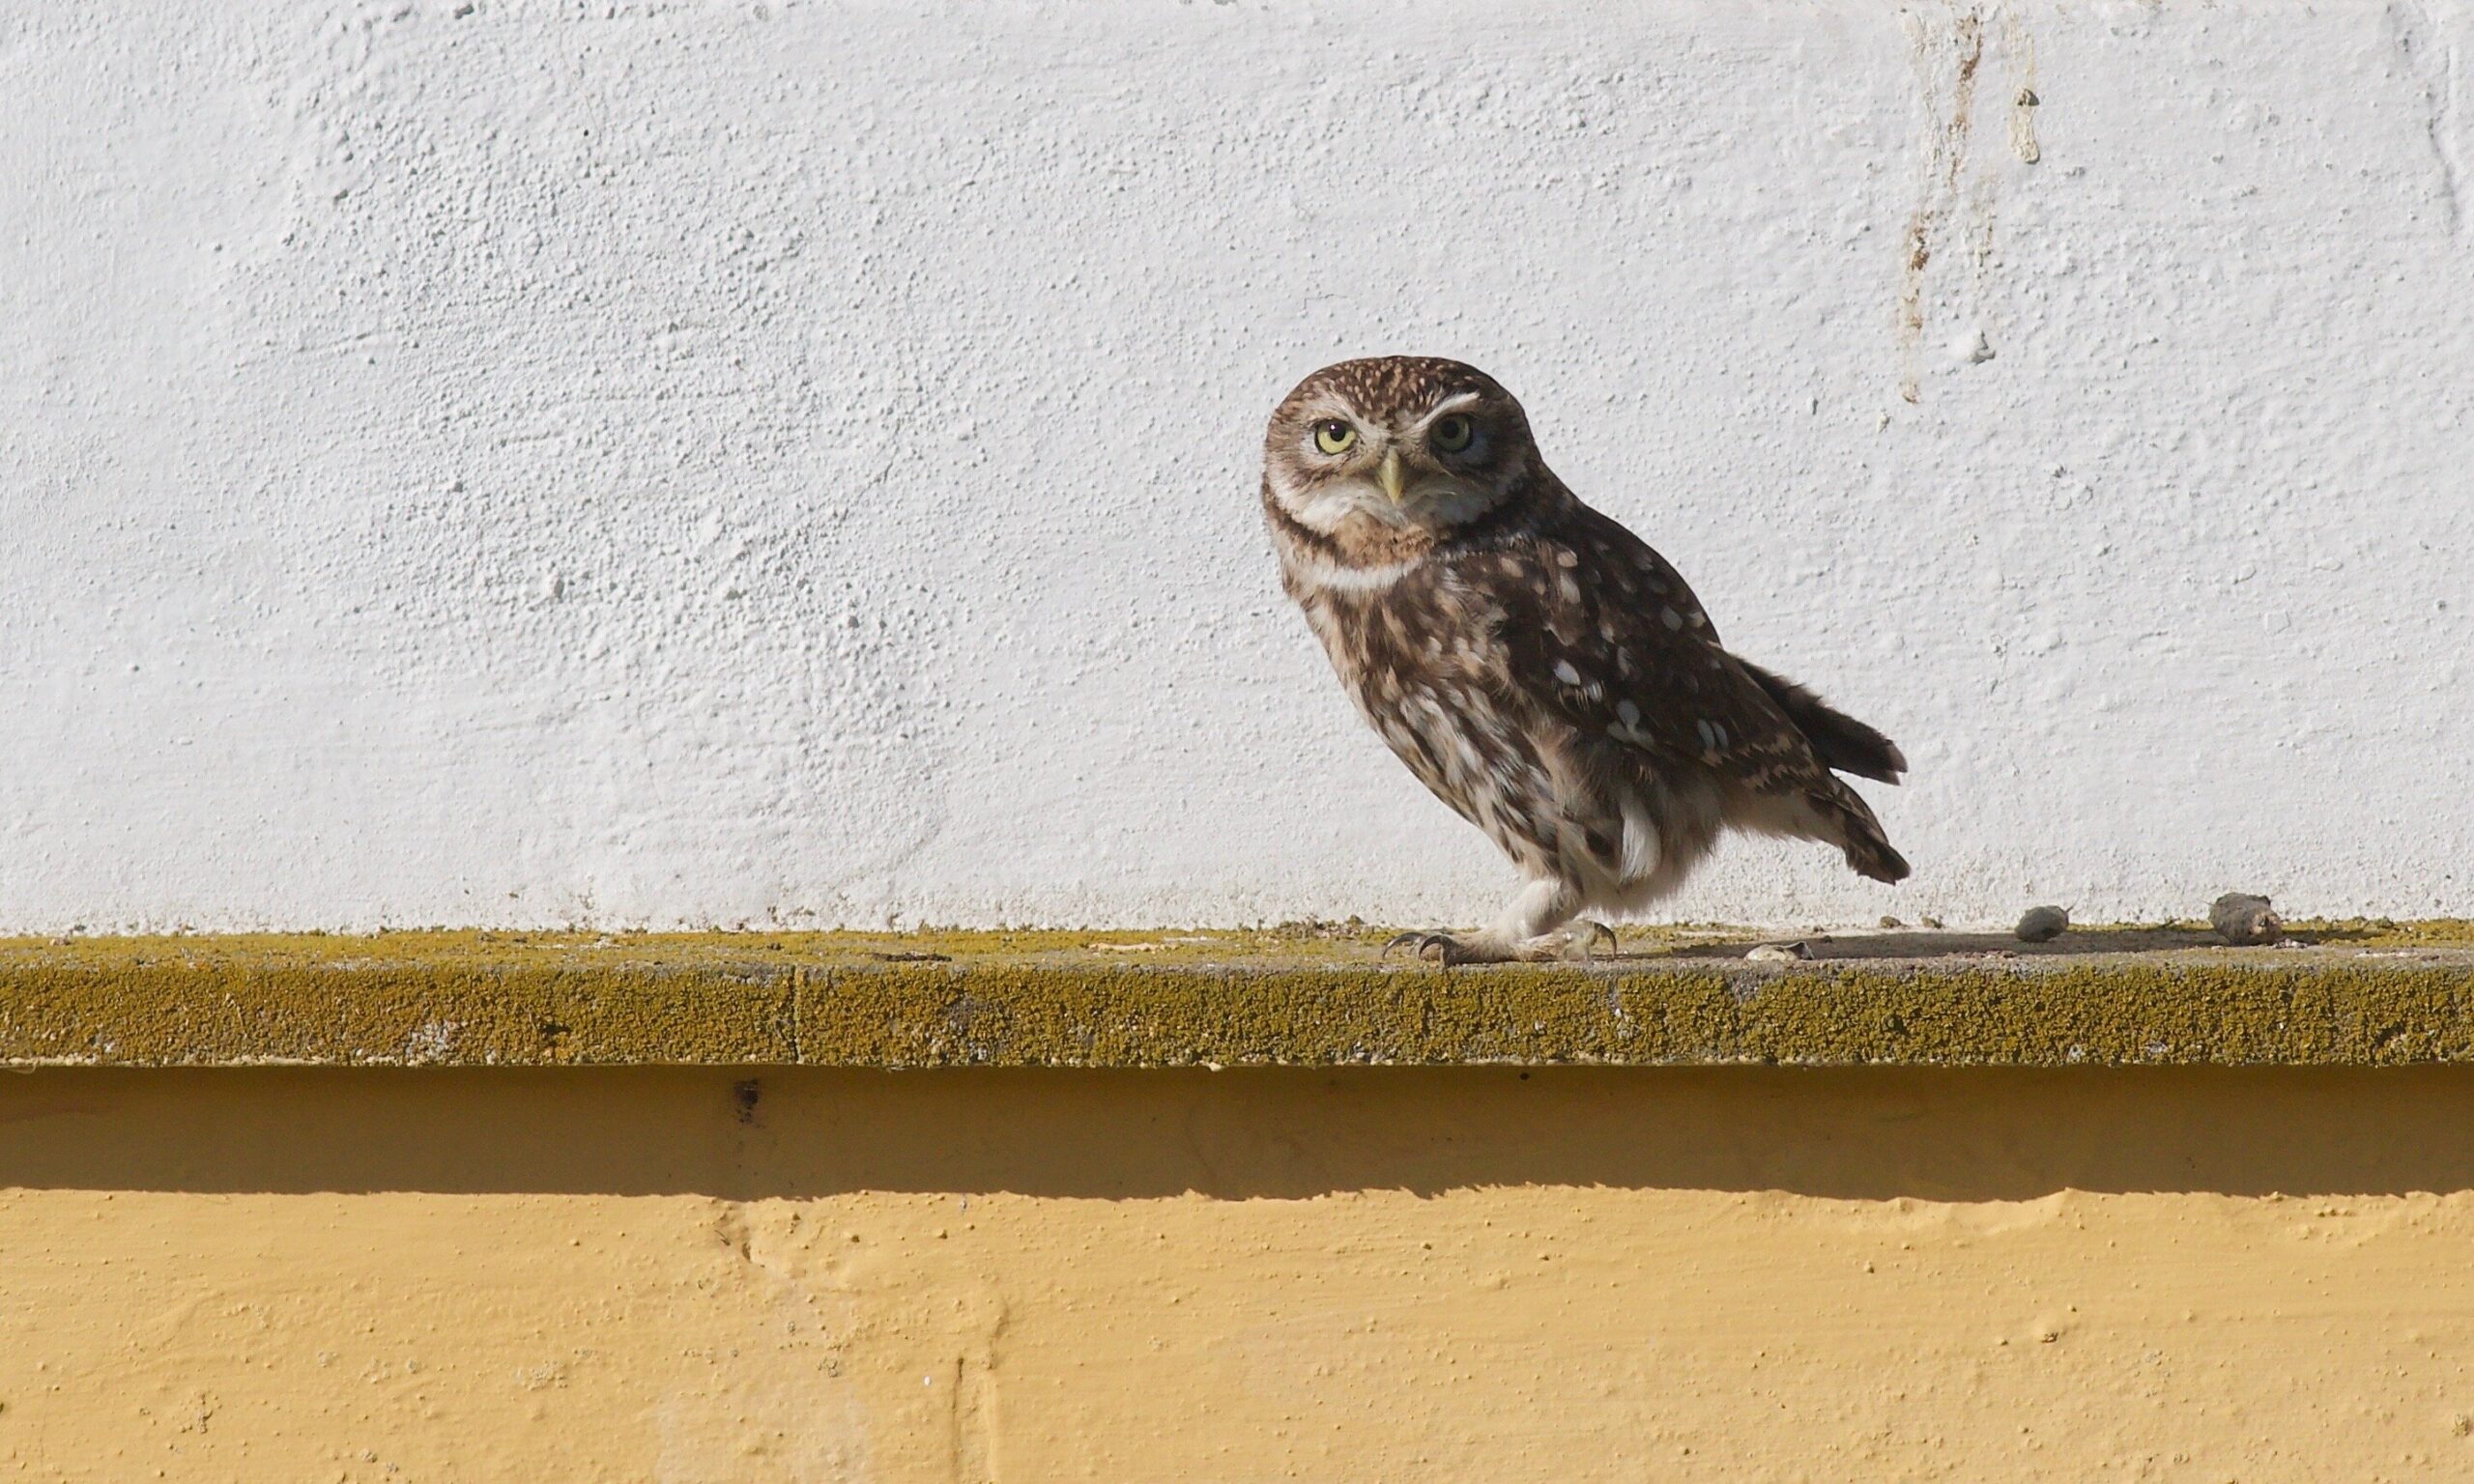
1262;357;1540;542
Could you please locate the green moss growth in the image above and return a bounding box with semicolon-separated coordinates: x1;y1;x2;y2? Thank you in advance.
3;928;2473;1069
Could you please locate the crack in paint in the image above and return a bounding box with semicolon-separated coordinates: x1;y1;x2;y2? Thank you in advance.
1898;5;1986;404
2005;3;2042;165
1897;2;2043;404
2394;0;2468;238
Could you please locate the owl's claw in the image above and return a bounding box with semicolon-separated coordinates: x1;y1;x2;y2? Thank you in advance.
1384;925;1613;965
1383;930;1461;962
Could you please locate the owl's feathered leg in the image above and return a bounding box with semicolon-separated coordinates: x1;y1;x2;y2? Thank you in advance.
1386;878;1616;965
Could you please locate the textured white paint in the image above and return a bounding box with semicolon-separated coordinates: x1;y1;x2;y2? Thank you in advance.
3;1;2470;932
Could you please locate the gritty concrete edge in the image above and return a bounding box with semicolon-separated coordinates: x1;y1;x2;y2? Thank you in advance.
3;931;2473;1068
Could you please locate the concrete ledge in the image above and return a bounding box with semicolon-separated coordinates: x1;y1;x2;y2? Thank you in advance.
5;925;2472;1069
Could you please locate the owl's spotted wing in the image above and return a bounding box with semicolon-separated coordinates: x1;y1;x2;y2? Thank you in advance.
1482;503;1825;795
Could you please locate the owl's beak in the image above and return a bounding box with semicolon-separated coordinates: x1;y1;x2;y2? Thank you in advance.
1374;448;1407;504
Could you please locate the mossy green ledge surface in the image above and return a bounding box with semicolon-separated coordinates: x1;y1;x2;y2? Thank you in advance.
3;924;2473;1069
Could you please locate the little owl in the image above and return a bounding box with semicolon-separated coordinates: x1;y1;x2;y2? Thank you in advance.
1263;357;1909;963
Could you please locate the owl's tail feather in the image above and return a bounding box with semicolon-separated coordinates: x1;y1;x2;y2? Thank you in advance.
1741;662;1907;785
1812;778;1912;884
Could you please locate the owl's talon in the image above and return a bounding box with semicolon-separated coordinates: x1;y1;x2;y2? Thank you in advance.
1384;930;1462;963
1585;921;1619;956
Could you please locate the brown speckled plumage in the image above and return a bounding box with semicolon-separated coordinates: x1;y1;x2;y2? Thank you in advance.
1262;357;1908;963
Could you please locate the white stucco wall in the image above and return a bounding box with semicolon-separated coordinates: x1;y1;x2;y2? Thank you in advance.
3;2;2469;933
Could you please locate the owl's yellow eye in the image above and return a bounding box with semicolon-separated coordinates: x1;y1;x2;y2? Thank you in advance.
1312;421;1357;456
1431;414;1475;453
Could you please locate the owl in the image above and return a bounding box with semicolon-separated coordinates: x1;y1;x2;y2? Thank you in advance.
1262;357;1909;963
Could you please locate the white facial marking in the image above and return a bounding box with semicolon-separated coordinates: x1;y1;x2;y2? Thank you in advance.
1286;486;1405;536
1412;484;1501;528
1284;546;1417;592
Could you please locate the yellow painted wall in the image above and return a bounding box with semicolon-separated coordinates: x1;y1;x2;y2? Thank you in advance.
5;1067;2472;1480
